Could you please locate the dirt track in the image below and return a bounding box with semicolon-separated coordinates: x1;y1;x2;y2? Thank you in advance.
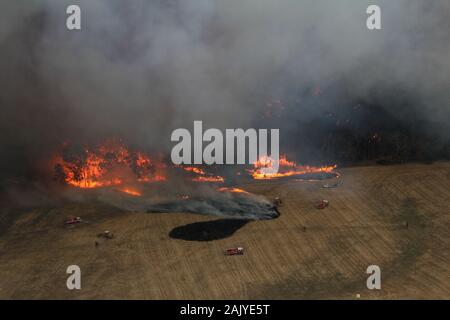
0;163;449;299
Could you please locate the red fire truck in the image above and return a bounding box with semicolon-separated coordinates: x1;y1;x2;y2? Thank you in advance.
64;216;82;225
224;247;244;256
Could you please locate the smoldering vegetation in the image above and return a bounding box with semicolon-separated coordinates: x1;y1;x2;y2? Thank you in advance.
0;174;280;219
1;0;450;186
147;194;279;220
97;181;279;220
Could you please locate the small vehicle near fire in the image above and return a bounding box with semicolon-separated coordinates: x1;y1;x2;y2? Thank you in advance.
97;230;114;239
64;216;82;225
322;183;338;189
316;200;329;209
224;247;244;256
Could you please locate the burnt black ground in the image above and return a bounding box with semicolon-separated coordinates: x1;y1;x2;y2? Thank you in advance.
169;219;250;241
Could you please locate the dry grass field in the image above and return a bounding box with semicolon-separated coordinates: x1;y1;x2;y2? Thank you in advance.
0;162;449;299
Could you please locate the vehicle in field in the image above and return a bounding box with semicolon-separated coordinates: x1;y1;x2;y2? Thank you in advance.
97;230;114;239
224;247;244;255
316;200;329;209
64;216;82;225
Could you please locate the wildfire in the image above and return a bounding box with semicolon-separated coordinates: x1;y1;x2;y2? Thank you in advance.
52;140;336;190
53;140;166;188
118;188;142;197
250;154;337;180
192;175;225;183
218;187;249;194
182;166;224;182
183;166;206;175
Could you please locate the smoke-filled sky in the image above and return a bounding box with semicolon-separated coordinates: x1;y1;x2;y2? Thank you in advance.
1;0;450;180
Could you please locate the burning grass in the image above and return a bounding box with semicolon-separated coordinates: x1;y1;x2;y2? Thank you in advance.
53;139;166;189
51;139;338;193
146;192;279;220
250;154;337;180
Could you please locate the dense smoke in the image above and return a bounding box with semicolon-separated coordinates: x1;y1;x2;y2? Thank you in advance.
1;0;450;184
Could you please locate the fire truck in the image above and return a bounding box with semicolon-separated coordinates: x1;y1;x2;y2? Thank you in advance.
64;216;82;225
224;247;244;256
316;200;329;209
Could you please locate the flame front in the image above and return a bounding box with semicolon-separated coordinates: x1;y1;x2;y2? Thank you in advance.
52;141;336;190
182;166;224;182
118;188;142;197
218;187;249;194
251;154;337;180
53;140;166;189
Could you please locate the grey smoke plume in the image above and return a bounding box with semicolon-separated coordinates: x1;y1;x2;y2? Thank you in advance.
1;0;450;181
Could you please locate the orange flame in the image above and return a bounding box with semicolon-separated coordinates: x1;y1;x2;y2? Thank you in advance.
54;140;166;188
192;175;225;183
218;187;249;194
182;166;224;182
53;141;336;189
183;166;206;175
251;154;337;180
118;188;142;197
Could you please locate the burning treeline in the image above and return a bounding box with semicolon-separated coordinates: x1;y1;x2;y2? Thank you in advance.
51;139;338;197
53;140;166;189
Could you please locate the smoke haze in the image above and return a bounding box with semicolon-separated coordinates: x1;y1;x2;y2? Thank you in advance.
1;0;450;181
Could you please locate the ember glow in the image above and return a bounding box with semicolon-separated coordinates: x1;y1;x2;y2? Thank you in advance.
250;154;337;180
218;187;249;194
183;166;206;175
118;188;142;197
192;175;225;183
53;140;166;189
182;166;224;182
